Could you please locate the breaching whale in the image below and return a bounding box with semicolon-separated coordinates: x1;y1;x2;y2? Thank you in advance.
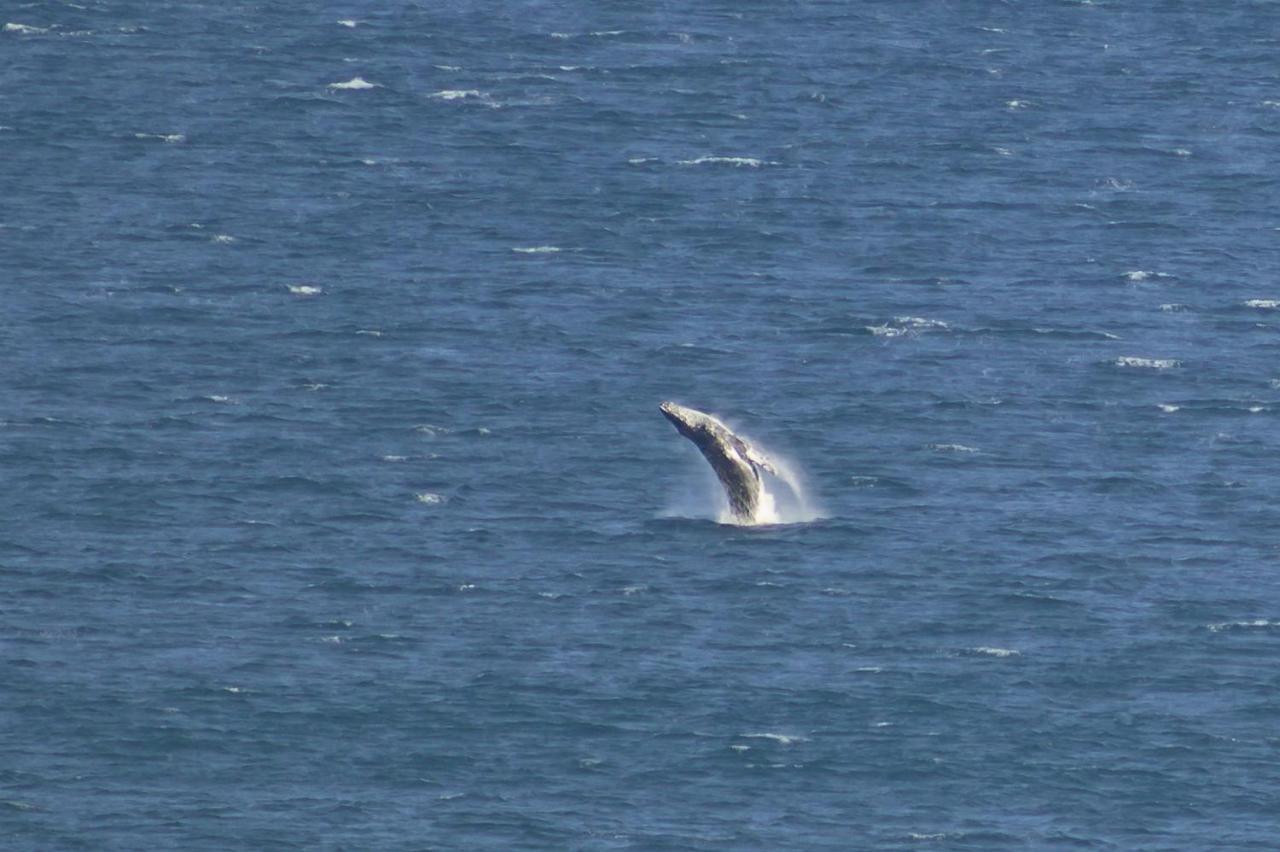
659;401;780;524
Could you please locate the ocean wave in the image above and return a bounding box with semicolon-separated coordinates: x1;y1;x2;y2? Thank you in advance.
1124;270;1175;282
929;443;978;453
967;646;1019;657
329;77;378;90
134;132;185;143
336;19;358;27
678;156;773;167
4;23;48;34
1113;356;1179;369
1207;619;1276;633
430;89;488;101
511;246;561;253
287;284;322;296
742;732;807;745
415;492;445;504
1157;403;1180;413
866;325;906;337
1243;299;1279;309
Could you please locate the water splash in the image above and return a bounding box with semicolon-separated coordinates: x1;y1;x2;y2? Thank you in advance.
664;430;823;527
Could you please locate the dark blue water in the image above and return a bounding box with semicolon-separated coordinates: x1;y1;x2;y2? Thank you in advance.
5;1;1280;847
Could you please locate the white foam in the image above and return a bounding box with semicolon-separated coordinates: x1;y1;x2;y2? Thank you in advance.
329;77;377;90
622;585;648;596
356;329;382;336
1208;619;1276;633
287;284;322;296
1172;148;1192;157
743;732;807;745
1248;405;1265;413
895;316;949;330
4;23;48;34
434;65;461;71
212;234;235;244
1005;99;1030;109
204;394;237;404
867;324;906;337
336;19;358;27
930;443;978;453
512;246;561;253
430;89;485;100
1114;356;1179;369
134;132;185;143
1159;303;1187;312
1243;299;1280;309
457;583;476;591
414;424;449;436
1126;270;1175;283
970;646;1019;657
678;156;772;167
415;492;444;504
381;455;407;462
302;383;328;392
1157;403;1180;413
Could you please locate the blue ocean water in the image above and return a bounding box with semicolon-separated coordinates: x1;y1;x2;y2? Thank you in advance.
4;1;1280;847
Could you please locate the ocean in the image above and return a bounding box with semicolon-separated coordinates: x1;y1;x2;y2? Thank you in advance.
3;1;1280;847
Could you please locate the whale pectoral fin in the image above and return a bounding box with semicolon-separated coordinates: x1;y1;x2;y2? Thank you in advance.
744;445;778;477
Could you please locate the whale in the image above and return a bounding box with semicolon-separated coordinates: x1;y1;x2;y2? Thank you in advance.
659;401;780;524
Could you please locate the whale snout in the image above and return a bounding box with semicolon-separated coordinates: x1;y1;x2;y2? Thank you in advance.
660;401;695;431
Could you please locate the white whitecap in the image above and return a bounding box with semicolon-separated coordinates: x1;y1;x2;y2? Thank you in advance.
336;19;357;28
1160;303;1187;312
430;89;485;100
212;234;235;244
930;443;978;453
970;646;1019;657
511;246;561;254
382;455;407;462
329;77;377;90
416;492;444;504
678;155;771;167
287;284;322;296
4;23;48;34
135;132;185;143
743;732;807;745
1114;356;1179;369
867;324;906;337
1243;299;1280;309
1208;619;1275;632
1157;403;1180;413
894;316;949;330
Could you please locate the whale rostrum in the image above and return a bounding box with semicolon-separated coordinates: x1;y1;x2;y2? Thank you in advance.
659;401;779;524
